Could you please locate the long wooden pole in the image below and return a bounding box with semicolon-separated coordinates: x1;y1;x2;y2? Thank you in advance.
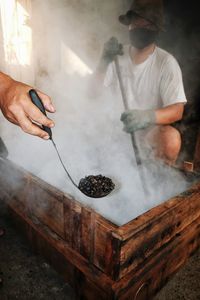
114;56;148;195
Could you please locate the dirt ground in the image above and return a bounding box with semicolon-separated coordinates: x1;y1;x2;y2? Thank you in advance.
0;199;200;300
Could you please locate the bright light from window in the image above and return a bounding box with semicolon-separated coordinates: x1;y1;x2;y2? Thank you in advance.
0;0;32;66
61;42;93;77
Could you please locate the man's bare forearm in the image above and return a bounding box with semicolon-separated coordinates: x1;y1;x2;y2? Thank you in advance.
155;103;184;125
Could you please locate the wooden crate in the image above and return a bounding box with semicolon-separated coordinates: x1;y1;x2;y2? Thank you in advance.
0;157;200;299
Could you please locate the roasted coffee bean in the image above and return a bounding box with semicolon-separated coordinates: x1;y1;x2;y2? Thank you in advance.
78;175;115;198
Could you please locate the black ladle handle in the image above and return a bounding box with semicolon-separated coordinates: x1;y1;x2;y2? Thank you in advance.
29;89;79;189
29;89;52;139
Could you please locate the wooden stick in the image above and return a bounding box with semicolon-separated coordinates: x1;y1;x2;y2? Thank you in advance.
114;56;148;195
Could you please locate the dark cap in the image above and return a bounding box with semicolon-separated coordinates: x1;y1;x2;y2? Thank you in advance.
119;0;164;31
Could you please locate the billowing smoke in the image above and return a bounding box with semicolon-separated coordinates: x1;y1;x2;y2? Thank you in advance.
0;0;193;225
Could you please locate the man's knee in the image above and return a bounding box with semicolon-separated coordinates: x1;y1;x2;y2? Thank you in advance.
160;126;181;162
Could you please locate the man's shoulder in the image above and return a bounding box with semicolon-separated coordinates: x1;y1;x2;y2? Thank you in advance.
155;47;180;69
155;47;176;62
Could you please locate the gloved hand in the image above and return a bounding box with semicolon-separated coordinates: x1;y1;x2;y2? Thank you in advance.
99;37;123;70
120;109;156;133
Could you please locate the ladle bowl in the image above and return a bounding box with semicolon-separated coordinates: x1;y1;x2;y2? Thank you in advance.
78;175;115;198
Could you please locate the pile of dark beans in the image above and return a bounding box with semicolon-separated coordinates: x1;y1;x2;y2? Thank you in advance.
78;175;115;198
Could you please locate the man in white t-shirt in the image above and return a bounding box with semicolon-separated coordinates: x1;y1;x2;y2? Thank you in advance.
94;0;187;165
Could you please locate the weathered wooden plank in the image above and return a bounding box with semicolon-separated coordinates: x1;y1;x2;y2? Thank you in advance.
89;212;118;274
93;220;109;271
93;217;117;272
113;216;200;299
24;179;65;239
64;198;93;256
104;232;122;281
116;182;200;239
63;199;72;245
80;206;94;261
71;202;82;251
112;183;200;279
8;203;114;292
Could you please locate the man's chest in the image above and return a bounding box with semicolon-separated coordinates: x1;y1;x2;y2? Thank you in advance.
119;64;162;108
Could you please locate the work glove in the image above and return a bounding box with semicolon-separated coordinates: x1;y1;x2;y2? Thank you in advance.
120;109;156;133
99;37;123;70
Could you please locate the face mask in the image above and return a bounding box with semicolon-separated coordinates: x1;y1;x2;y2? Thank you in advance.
129;28;158;49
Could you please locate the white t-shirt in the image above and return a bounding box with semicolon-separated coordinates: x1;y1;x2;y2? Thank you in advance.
104;45;187;110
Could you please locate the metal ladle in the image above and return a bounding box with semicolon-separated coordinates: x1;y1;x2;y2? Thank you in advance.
29;89;115;198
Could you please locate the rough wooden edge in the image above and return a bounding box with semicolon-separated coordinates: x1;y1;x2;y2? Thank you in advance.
114;182;200;240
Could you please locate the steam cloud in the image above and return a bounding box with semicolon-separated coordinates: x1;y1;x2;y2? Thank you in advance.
0;0;191;225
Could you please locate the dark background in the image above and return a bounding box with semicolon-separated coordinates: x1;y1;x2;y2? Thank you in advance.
159;0;200;160
162;0;200;101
